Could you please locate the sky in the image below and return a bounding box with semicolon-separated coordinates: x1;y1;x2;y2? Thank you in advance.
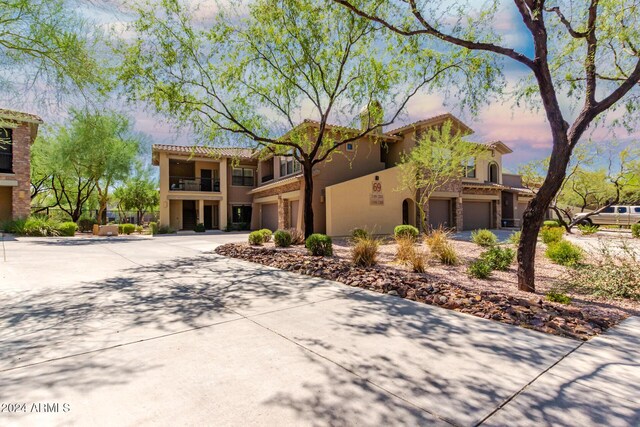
6;0;639;173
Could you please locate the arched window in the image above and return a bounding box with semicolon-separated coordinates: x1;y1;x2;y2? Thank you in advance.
489;162;499;183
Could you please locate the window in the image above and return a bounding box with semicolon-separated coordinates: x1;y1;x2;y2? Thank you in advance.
463;158;476;178
346;143;354;151
601;206;615;213
232;206;252;224
488;162;499;183
0;128;12;173
634;207;640;213
232;168;254;186
279;156;300;177
618;207;627;213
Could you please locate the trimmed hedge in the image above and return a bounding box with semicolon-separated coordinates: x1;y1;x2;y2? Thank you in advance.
58;222;78;237
121;224;136;235
394;225;419;240
546;240;583;267
306;233;333;256
540;226;564;244
258;228;272;242
471;229;498;247
249;231;265;245
274;230;292;247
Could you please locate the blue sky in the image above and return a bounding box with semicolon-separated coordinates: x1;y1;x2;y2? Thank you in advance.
7;0;638;172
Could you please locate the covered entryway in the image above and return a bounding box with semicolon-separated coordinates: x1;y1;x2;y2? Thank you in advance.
261;203;278;231
463;201;491;230
428;199;450;229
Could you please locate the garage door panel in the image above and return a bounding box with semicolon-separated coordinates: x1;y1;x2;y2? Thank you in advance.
290;200;299;229
429;199;451;229
261;203;278;231
463;201;491;231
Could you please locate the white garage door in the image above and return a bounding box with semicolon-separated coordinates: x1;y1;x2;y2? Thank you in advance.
261;203;278;231
463;201;492;231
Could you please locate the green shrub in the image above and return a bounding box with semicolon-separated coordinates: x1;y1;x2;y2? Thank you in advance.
543;220;561;227
471;229;498;247
351;228;370;240
249;230;265;245
481;246;515;271
287;228;305;245
157;225;175;234
149;222;159;235
194;223;206;232
577;223;598;235
122;224;136;235
274;230;292;247
258;228;272;242
632;223;640;238
135;225;144;233
546;291;572;305
2;218;27;234
468;259;493;279
351;235;380;267
306;233;333;256
540;226;564;244
508;231;521;245
394;225;419;240
58;222;78;237
23;216;61;237
78;218;97;233
546;240;583;267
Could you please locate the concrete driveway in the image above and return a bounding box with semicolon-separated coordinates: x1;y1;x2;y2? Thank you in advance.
1;233;638;426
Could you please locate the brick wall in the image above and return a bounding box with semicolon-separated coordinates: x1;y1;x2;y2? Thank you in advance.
10;124;31;218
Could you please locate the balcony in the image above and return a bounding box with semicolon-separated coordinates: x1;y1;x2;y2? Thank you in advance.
0;152;12;173
169;176;220;192
261;174;274;183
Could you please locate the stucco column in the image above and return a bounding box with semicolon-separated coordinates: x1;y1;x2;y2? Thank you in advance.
159;153;170;227
198;199;204;226
219;159;228;230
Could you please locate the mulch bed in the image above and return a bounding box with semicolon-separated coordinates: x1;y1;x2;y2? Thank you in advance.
215;243;622;341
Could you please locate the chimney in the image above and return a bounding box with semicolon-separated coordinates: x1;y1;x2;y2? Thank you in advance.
359;100;383;135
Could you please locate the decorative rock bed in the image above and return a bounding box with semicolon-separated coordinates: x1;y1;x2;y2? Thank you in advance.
215;244;620;341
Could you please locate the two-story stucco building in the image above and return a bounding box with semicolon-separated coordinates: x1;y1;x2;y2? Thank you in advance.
152;112;533;235
0;109;43;222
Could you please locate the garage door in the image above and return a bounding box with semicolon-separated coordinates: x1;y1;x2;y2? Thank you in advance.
463;201;492;231
290;200;299;229
429;199;451;229
261;203;278;231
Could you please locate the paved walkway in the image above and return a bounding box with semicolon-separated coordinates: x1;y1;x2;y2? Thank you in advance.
0;234;638;426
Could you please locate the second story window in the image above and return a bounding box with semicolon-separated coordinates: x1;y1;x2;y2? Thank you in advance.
232;167;255;186
0;128;12;173
463;158;476;178
279;156;301;177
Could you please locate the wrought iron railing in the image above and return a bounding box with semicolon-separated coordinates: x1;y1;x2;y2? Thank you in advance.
169;176;220;192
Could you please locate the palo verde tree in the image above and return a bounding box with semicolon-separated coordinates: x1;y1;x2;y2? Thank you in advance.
335;0;640;291
398;120;483;230
118;0;497;237
114;164;159;225
0;0;102;101
32;109;140;222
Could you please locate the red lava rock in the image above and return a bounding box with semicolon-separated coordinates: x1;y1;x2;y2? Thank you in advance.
215;243;620;341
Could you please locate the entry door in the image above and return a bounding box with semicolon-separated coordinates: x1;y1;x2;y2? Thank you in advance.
182;200;197;230
204;205;213;229
201;169;212;192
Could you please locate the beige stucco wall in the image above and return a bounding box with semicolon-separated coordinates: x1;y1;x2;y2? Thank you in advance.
326;166;413;237
169;199;182;230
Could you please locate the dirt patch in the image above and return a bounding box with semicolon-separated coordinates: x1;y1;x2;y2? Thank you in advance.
215;240;629;341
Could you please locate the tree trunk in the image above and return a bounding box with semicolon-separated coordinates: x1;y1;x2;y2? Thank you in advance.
517;143;572;292
302;164;314;238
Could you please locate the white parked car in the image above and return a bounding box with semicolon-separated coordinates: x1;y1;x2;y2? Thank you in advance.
574;205;640;226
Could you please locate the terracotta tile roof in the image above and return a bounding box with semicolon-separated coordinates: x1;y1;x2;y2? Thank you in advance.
385;113;473;136
0;108;43;124
277;120;401;143
152;144;257;159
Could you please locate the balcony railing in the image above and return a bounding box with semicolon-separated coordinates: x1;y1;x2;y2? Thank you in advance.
0;152;12;173
169;176;220;192
261;174;274;183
